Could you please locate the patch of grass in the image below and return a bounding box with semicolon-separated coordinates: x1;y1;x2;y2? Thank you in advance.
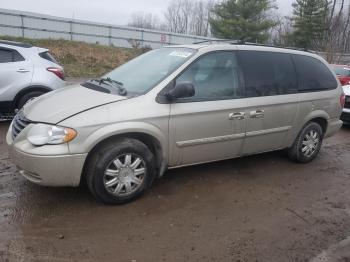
0;36;148;77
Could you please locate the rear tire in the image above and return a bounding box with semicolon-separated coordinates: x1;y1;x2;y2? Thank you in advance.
288;122;323;163
85;138;156;204
17;91;45;109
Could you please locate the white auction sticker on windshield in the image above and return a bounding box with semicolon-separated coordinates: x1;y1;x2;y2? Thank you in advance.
169;51;192;58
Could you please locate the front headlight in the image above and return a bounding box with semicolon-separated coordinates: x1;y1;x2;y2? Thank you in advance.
27;124;77;146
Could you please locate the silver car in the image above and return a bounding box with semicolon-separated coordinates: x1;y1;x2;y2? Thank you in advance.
0;40;65;114
6;43;344;204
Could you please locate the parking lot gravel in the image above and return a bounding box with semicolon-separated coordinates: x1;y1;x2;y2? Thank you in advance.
1;122;350;262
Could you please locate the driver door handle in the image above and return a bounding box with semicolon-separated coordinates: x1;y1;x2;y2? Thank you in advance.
250;109;265;118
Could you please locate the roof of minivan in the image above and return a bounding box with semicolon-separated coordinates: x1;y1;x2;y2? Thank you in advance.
168;43;323;61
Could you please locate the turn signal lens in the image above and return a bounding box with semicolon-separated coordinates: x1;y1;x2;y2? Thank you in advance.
63;128;77;143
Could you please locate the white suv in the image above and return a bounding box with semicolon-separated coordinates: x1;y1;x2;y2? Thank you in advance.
0;40;65;115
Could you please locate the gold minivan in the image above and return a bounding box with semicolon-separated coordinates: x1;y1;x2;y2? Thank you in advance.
7;43;344;204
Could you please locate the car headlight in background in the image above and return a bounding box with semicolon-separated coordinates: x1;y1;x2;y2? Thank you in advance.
27;124;77;146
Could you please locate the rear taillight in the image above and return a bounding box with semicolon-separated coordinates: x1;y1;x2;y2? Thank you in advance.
47;67;65;80
340;93;345;108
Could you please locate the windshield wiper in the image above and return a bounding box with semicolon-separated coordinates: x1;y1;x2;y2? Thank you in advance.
91;77;127;96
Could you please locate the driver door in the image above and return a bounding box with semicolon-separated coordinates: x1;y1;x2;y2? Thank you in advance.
168;51;247;167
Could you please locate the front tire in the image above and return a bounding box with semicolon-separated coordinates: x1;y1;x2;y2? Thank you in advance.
85;138;156;204
288;122;323;163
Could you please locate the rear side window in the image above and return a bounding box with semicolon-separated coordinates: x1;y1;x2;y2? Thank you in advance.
0;48;24;63
0;49;13;63
293;55;338;91
39;51;58;64
238;51;298;97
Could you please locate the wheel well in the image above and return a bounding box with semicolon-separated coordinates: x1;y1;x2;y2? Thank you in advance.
81;133;163;183
310;117;328;135
14;86;52;108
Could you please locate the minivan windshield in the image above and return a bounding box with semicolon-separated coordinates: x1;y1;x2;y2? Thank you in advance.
103;47;196;94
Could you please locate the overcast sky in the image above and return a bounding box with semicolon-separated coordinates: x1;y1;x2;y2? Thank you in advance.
1;0;294;26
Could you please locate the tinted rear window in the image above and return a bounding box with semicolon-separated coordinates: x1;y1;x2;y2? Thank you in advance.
39;51;59;64
293;55;338;91
238;51;298;97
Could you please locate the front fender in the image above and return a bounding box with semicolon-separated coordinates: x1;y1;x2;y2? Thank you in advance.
67;121;168;164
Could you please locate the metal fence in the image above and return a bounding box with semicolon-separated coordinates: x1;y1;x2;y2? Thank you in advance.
0;8;218;49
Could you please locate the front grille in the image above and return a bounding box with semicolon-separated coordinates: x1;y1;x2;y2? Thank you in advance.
12;111;31;139
345;96;350;109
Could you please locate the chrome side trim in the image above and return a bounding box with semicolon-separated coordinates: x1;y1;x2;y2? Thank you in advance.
176;133;245;148
246;126;292;137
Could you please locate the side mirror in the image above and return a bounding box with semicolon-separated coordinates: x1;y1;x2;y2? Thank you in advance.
165;82;195;101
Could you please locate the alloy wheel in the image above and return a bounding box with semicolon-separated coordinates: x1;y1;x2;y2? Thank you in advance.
103;153;146;197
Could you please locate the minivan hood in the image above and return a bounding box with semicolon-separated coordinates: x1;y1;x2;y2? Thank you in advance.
23;84;127;123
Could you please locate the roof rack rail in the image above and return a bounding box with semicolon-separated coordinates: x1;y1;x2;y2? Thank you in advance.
193;39;312;53
0;40;33;48
193;39;244;45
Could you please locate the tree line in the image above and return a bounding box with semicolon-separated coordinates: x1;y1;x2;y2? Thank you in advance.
127;0;350;62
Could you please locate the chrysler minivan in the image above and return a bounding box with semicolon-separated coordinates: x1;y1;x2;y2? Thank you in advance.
7;43;344;204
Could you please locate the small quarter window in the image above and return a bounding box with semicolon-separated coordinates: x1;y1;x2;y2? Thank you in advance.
39;51;58;64
13;51;25;62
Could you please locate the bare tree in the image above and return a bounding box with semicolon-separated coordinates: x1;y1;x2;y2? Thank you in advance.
269;14;293;46
164;0;192;34
270;0;350;62
128;12;160;30
164;0;213;36
320;0;350;62
189;0;214;36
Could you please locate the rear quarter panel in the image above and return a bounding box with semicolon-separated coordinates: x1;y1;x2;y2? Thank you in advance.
31;57;65;90
286;87;343;147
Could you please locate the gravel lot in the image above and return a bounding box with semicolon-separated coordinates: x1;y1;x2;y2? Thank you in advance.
1;122;350;262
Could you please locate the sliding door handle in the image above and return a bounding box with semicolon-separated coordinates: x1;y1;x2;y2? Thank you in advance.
250;109;264;118
229;112;245;120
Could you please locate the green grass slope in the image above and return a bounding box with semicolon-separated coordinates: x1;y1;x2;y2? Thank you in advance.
0;36;147;77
